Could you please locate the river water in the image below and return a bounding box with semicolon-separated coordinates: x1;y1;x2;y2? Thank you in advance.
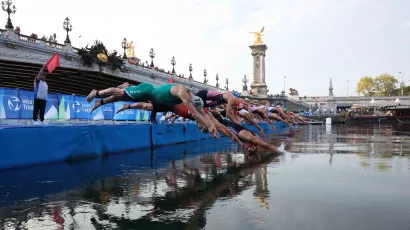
0;124;409;230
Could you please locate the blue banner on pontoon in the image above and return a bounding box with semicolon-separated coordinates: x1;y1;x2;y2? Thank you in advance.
0;88;150;121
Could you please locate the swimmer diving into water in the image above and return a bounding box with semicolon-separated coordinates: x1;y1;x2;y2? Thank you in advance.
86;82;219;138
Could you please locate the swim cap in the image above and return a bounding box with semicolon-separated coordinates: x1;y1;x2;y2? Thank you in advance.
232;91;241;98
191;96;204;111
284;108;288;112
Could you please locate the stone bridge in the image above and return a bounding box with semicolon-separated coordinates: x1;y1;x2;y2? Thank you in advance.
296;95;410;111
0;29;219;96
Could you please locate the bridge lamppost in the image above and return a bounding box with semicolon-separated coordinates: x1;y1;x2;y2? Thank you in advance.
149;48;155;67
242;74;248;91
171;56;176;73
63;17;73;44
346;80;349;97
2;0;16;30
203;69;208;84
225;78;229;90
121;38;127;59
399;72;404;95
216;74;219;88
188;63;193;80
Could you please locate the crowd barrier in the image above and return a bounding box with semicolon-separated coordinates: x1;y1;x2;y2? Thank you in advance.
0;87;153;121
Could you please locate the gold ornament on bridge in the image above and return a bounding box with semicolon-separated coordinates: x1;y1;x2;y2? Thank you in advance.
126;41;135;58
97;53;108;62
249;26;265;45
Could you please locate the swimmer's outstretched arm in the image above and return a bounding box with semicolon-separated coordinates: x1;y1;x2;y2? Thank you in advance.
173;87;218;138
271;114;292;127
206;111;242;145
242;113;265;136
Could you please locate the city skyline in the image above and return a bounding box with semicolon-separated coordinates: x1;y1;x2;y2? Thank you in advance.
1;0;409;97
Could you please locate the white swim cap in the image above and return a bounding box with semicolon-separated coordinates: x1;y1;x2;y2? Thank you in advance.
191;95;204;111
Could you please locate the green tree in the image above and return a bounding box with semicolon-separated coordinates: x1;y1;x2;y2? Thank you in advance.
374;73;398;96
356;76;375;96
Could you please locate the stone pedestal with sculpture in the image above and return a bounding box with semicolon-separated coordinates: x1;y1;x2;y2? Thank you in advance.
249;27;268;98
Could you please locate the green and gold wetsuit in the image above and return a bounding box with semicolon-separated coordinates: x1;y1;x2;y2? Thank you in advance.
124;83;185;105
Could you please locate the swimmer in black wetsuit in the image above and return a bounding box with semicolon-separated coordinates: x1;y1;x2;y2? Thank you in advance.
218;109;265;136
195;90;251;126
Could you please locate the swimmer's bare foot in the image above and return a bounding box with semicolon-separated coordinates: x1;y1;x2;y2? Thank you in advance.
86;89;98;103
90;100;102;114
117;82;130;89
116;104;129;114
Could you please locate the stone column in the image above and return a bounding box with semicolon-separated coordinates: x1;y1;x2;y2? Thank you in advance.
250;44;268;96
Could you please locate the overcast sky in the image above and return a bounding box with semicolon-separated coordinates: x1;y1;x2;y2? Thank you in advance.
2;0;409;96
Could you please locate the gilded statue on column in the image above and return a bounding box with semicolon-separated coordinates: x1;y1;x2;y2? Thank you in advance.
126;41;136;58
249;26;265;45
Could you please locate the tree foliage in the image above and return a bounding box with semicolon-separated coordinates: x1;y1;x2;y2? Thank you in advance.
356;76;374;96
356;73;398;96
374;73;398;96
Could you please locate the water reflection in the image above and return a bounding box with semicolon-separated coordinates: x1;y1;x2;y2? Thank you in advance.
288;124;410;173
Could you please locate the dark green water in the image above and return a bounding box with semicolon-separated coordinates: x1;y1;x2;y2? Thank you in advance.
0;124;409;230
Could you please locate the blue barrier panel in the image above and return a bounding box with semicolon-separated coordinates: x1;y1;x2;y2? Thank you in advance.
71;95;93;119
184;123;212;141
0;125;98;168
57;94;73;120
90;124;151;154
99;103;115;120
260;122;271;131
243;123;258;132
151;123;185;146
0;88;60;120
44;93;60;120
2;88;19;119
18;89;35;119
113;101;138;120
274;122;287;129
0;88;3;119
0;124;152;169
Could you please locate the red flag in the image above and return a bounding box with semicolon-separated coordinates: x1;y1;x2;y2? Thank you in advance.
168;77;175;83
46;52;60;73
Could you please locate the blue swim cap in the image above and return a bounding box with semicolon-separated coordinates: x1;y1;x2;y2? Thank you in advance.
232;91;241;98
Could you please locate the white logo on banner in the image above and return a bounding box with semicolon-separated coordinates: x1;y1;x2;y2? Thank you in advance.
8;96;21;111
72;101;81;113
